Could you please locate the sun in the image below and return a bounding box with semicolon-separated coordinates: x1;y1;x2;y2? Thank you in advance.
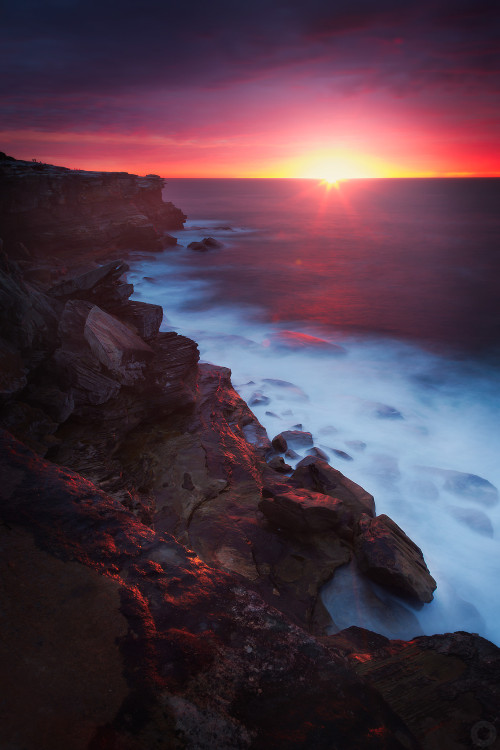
297;150;382;182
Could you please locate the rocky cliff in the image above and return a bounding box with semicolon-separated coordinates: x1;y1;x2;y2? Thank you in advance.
0;151;186;260
0;156;498;750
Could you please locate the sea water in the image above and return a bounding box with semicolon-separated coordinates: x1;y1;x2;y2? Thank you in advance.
128;178;500;645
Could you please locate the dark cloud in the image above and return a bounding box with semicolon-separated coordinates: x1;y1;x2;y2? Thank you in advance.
1;0;499;130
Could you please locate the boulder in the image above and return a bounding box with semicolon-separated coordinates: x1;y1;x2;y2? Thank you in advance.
280;429;314;448
354;513;437;605
188;236;223;251
108;299;163;340
272;433;288;452
84;306;154;385
267;455;292;473
48;259;129;299
308;446;329;461
292;456;376;519
259;487;355;537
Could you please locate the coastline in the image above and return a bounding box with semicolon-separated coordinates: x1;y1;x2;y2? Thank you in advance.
1;154;499;749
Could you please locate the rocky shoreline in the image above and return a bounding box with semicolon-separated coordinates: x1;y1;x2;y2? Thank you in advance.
1;153;499;749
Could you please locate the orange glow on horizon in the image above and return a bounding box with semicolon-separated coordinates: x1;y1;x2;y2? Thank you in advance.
1;128;499;180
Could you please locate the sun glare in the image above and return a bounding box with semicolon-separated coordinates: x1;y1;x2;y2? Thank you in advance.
291;149;395;181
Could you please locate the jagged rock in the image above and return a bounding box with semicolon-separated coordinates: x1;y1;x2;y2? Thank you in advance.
292;456;376;519
0;337;27;396
332;448;353;461
308;445;329;460
0;260;59;365
0;158;186;257
108;299;163;340
249;391;271;406
280;429;313;447
48;259;129;299
259;487;356;537
354;513;437;605
268;455;292;473
84;306;154;385
188;236;222;251
330;627;500;750
272;433;288;452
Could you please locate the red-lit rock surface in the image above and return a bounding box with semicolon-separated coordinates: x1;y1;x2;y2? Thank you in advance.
1;157;499;749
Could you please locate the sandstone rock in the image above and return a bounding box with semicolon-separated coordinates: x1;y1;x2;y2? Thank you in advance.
280;429;314;447
84;306;154;385
0;158;186;257
259;487;356;537
0;337;27;396
188;237;222;251
272;433;288;452
48;259;129;299
354;513;437;605
308;445;329;460
330;627;500;750
108;299;163;340
268;455;292;473
0;260;59;365
292;456;376;519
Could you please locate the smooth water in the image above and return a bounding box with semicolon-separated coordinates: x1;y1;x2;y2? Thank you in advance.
129;178;500;644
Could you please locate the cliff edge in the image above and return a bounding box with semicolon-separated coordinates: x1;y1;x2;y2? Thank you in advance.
0;156;499;750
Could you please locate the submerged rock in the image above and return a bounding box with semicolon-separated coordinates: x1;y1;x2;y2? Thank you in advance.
447;505;494;537
188;236;223;251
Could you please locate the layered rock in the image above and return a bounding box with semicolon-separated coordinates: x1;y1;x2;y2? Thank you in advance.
0;153;186;260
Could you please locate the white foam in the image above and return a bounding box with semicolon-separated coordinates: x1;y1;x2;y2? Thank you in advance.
130;251;500;646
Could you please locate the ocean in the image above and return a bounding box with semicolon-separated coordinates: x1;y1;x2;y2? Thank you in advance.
128;177;500;645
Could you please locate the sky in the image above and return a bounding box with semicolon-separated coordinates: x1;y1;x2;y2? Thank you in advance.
1;0;499;178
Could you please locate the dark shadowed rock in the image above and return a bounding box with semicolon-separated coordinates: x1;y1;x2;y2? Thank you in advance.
272;433;288;452
188;237;223;251
0;158;186;257
108;299;163;340
280;429;314;448
292;456;376;519
268;455;292;473
249;391;271;406
84;306;154;385
329;627;500;750
48;259;129;298
332;448;354;461
308;446;329;461
259;487;356;537
354;514;437;605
